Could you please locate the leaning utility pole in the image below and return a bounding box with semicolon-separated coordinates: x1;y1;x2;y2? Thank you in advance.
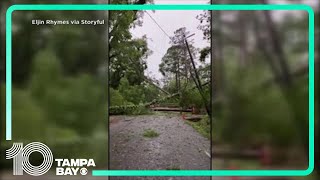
184;33;212;118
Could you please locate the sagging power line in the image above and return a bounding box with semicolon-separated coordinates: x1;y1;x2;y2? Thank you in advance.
145;11;172;40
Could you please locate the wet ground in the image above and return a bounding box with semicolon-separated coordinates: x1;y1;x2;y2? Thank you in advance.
109;114;211;180
1;111;298;180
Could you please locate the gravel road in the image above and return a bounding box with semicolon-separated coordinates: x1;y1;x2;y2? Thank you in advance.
109;114;211;180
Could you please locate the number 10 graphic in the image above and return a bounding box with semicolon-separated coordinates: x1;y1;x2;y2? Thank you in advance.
6;142;53;176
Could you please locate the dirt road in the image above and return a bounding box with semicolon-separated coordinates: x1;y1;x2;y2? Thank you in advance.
109;114;211;180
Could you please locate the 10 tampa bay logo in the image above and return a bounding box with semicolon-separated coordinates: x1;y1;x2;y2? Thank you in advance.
6;142;95;176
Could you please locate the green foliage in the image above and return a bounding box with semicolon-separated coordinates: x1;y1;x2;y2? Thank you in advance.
110;88;128;106
29;49;62;100
9;0;150;89
162;79;179;94
159;45;182;77
1;48;108;167
109;78;161;113
46;75;105;136
198;64;211;83
109;104;137;115
118;77;145;104
216;66;299;148
172;79;209;110
109;37;150;88
142;129;159;138
199;47;210;62
109;104;151;115
159;27;210;112
186;116;210;139
109;2;152;88
180;87;203;109
109;105;133;115
196;10;211;41
47;126;79;141
141;83;161;103
130;105;152;115
86;127;108;166
12;89;46;141
29;49;105;137
159;27;198;91
11;9;106;85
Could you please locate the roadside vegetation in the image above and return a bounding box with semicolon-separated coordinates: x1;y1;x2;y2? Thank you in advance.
142;129;160;138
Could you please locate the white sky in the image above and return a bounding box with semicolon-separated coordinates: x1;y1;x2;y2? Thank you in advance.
131;0;210;80
130;0;318;80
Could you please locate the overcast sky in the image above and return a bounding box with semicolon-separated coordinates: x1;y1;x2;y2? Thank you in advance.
131;0;210;80
130;0;318;80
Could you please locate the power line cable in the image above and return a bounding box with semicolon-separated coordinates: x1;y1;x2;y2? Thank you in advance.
145;11;172;40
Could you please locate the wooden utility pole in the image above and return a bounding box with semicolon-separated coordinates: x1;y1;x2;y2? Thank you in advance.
184;34;212;118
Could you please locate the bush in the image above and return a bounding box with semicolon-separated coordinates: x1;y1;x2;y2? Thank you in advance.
44;75;105;136
109;104;151;115
29;49;105;137
216;66;299;148
141;83;161;103
12;89;47;141
129;105;151;115
180;85;205;109
109;104;136;115
110;88;127;106
118;77;145;104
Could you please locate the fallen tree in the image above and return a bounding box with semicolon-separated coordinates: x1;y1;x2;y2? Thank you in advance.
151;107;192;112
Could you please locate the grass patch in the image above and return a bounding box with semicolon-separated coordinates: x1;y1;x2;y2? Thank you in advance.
142;129;159;138
186;116;210;139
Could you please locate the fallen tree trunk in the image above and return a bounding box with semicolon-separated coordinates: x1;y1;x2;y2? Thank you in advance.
145;93;179;106
151;107;192;112
144;76;171;95
155;103;180;108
